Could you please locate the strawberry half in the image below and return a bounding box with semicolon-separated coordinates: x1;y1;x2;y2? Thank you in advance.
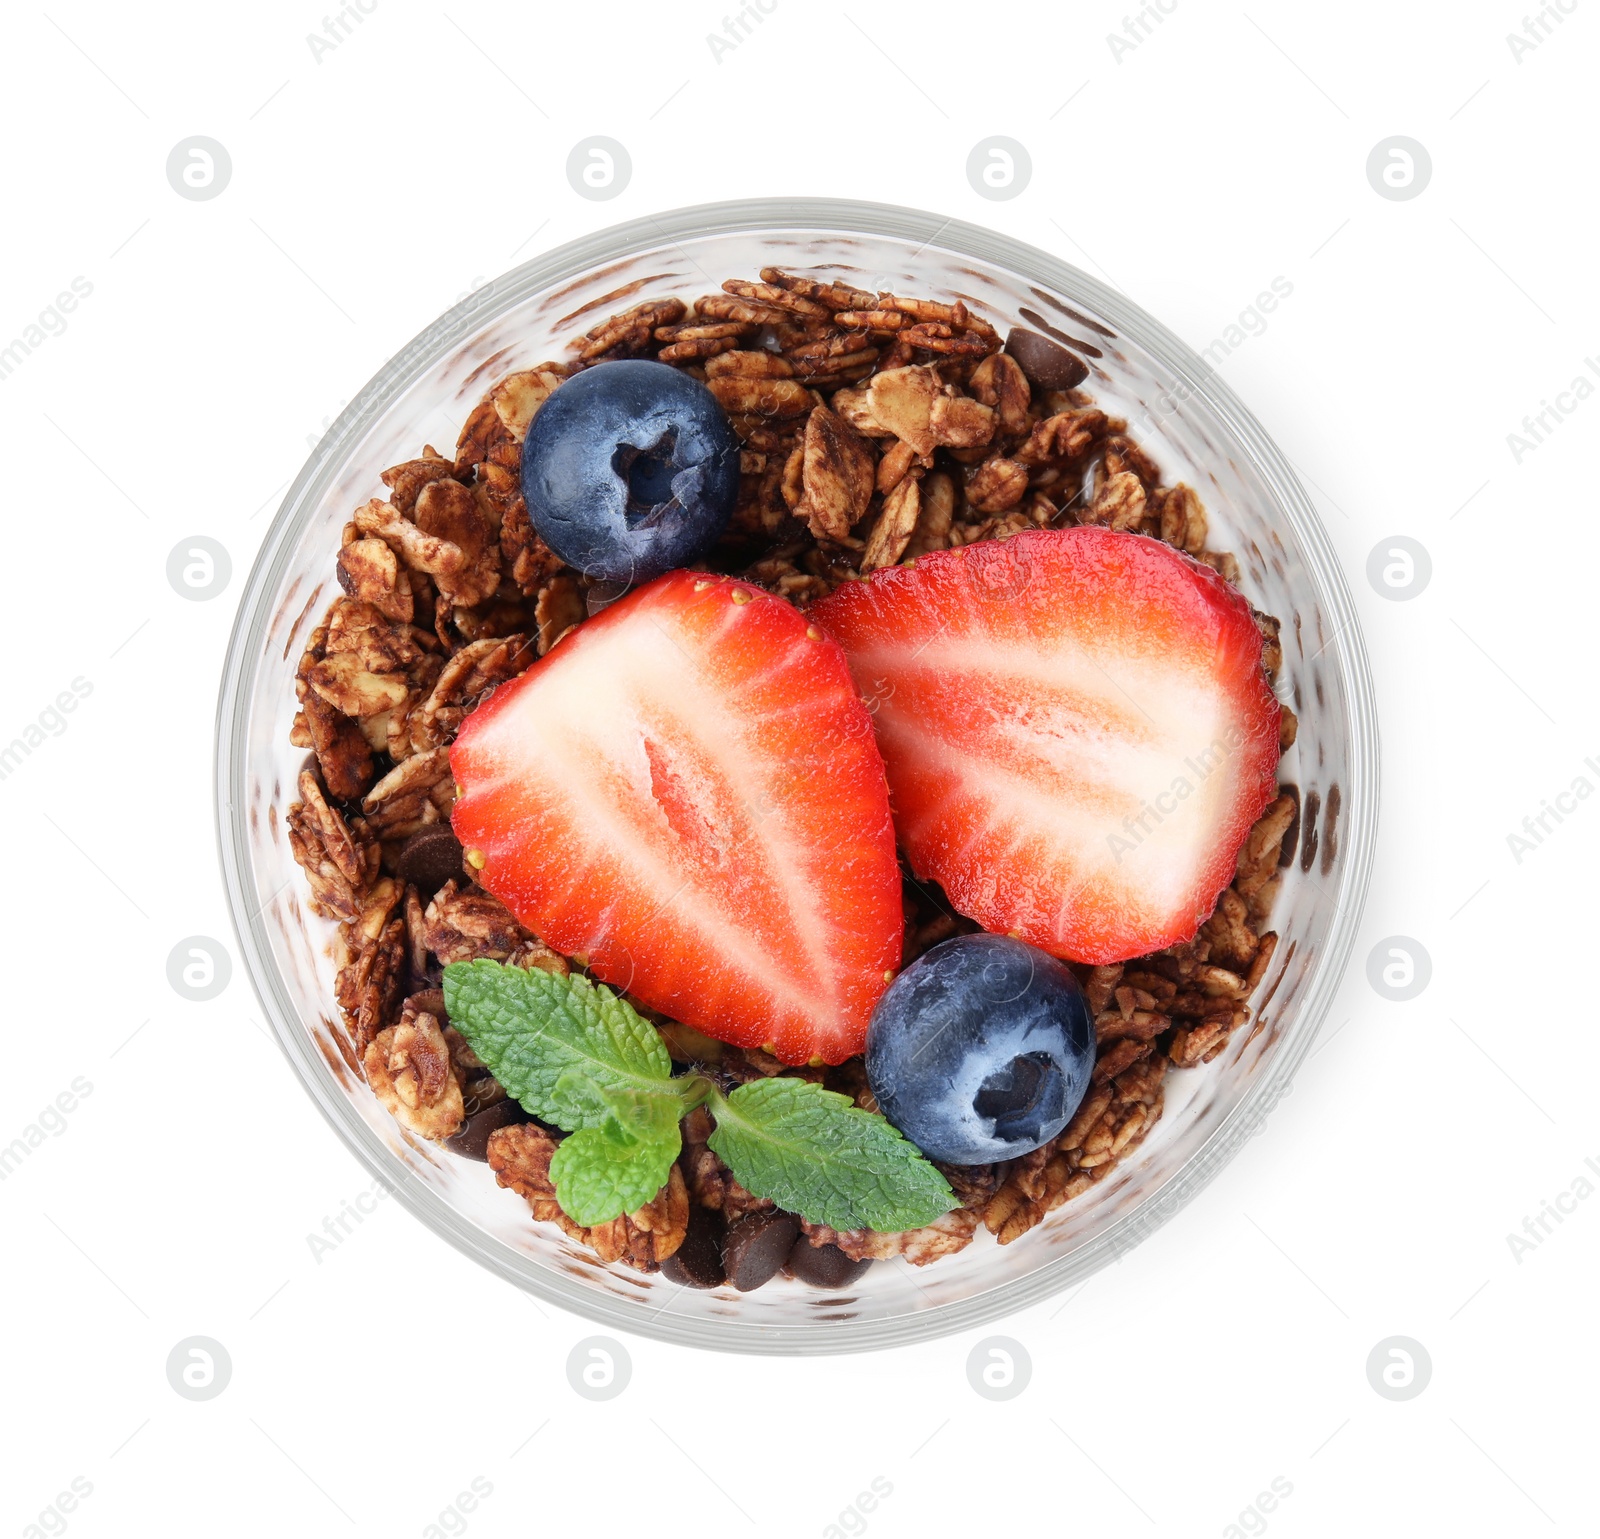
448;571;902;1065
812;527;1281;965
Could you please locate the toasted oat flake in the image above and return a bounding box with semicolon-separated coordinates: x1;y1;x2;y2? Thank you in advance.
796;405;875;542
865;364;943;457
861;477;921;570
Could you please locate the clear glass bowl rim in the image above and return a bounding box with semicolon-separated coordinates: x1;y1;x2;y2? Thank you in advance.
214;197;1380;1355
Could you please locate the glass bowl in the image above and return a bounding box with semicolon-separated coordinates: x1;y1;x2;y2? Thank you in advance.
214;198;1378;1354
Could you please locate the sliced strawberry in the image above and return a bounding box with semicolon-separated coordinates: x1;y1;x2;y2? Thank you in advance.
812;527;1281;964
449;571;902;1065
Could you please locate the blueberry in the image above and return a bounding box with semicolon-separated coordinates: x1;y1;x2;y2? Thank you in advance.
520;359;740;585
865;934;1095;1165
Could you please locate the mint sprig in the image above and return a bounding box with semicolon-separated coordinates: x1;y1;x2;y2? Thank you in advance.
442;960;954;1234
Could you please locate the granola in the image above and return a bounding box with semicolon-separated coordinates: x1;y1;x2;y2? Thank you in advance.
285;266;1295;1280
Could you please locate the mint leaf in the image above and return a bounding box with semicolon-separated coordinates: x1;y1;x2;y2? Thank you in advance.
707;1078;954;1233
442;960;678;1136
442;959;954;1236
550;1121;681;1227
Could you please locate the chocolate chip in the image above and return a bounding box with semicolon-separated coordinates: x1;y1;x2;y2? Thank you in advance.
396;823;467;895
785;1236;872;1290
661;1205;727;1289
444;1098;531;1161
722;1209;800;1292
1004;326;1089;391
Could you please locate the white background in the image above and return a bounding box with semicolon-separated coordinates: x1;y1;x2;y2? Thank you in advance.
3;1;1596;1534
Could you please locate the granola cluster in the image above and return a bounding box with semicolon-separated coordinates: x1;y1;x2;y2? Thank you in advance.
286;269;1298;1277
